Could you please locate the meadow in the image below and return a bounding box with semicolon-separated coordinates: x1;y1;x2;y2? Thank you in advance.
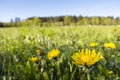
0;26;120;80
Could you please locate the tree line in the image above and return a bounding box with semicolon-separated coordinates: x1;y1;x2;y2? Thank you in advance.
0;15;120;27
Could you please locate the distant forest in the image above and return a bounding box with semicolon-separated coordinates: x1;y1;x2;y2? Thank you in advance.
0;15;120;27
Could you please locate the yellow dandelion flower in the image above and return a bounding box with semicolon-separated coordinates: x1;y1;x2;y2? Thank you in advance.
90;42;98;47
36;50;41;54
72;49;103;67
104;43;116;49
30;57;39;62
47;49;60;60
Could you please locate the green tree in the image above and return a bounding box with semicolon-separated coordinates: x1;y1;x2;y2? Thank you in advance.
103;17;113;25
91;16;100;25
82;17;90;25
77;15;83;25
64;16;72;25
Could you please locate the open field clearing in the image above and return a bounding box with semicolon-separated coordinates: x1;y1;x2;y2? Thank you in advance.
0;26;120;80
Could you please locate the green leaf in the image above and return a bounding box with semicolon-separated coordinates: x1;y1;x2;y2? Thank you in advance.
98;64;114;78
97;76;105;80
43;71;50;80
63;74;69;80
26;61;31;69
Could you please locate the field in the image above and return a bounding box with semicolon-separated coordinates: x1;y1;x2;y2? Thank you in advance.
0;26;120;80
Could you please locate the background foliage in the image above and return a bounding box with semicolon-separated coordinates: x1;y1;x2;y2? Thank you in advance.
1;16;120;27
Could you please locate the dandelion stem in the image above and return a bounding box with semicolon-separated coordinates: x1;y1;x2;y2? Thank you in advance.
70;67;77;80
87;73;90;80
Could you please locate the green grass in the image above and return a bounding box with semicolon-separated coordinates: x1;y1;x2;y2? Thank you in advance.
0;26;120;80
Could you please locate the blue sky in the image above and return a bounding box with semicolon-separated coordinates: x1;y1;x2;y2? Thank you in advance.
0;0;120;22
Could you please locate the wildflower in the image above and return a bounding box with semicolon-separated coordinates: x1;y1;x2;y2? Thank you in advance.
90;42;98;47
104;43;116;49
47;49;60;60
36;50;41;54
72;49;103;67
30;57;39;62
